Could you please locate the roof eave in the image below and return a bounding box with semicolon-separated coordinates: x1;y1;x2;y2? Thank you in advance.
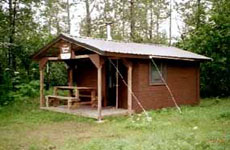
32;33;105;61
149;55;212;62
32;33;212;62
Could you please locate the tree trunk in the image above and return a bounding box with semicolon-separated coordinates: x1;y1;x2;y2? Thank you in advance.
130;0;135;41
104;0;108;20
156;12;159;38
48;17;51;35
169;0;172;46
56;16;60;34
149;2;153;40
85;0;91;37
196;0;201;29
67;0;71;34
8;0;17;71
145;2;148;39
8;0;12;68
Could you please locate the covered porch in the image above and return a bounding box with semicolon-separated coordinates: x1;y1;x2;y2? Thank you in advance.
41;105;129;119
35;35;133;120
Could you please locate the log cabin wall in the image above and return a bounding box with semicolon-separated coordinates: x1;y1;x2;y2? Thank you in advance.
132;59;200;112
74;60;97;87
72;59;107;106
118;63;128;109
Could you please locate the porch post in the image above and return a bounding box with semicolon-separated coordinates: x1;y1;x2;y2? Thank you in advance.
39;58;48;107
122;59;133;115
89;54;104;121
68;67;73;86
40;68;45;107
127;65;133;115
97;65;102;121
67;67;74;96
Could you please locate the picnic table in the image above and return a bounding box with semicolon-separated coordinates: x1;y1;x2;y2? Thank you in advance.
46;86;97;109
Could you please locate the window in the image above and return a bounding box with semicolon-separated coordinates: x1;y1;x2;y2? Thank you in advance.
150;61;166;85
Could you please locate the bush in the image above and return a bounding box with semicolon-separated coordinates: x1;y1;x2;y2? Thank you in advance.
0;84;14;106
219;111;230;119
0;68;14;106
13;80;40;100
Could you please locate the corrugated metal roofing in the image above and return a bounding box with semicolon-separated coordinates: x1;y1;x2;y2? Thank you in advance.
62;33;211;61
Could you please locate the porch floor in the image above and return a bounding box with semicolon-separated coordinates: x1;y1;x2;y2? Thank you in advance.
41;105;129;119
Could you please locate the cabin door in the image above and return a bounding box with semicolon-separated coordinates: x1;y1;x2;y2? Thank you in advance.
106;60;127;108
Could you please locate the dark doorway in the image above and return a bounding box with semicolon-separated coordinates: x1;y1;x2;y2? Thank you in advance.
106;59;127;108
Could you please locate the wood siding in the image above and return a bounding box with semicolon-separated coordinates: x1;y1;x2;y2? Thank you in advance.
132;59;200;112
72;58;200;112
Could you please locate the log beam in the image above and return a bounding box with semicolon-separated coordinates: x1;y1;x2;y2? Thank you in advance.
89;54;104;121
68;67;73;86
127;65;133;115
89;54;104;69
39;58;48;70
122;59;133;115
97;65;102;121
39;58;47;107
39;69;45;107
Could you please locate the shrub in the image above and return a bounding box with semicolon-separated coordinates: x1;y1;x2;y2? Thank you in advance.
0;84;14;106
0;68;14;106
219;111;230;119
14;80;40;100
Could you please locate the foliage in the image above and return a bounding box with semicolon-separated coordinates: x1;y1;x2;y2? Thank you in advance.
13;80;40;100
0;0;229;108
0;68;13;106
47;62;68;86
176;0;230;97
0;98;229;149
79;0;170;44
0;1;68;105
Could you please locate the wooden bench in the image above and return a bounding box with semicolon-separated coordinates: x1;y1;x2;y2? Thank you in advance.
46;86;98;109
54;86;97;107
45;95;80;109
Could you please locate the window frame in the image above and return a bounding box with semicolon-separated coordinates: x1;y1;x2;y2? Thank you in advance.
149;61;167;86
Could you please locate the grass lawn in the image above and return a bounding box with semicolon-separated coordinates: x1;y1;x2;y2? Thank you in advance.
0;98;229;150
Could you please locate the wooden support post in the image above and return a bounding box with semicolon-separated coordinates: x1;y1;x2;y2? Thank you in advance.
122;59;133;115
89;54;104;121
67;99;72;109
97;65;102;121
91;90;96;107
68;68;73;86
127;65;133;115
39;58;48;107
75;89;80;100
116;60;119;109
67;65;73;96
40;68;45;107
53;87;58;95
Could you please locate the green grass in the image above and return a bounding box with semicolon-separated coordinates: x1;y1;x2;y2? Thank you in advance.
0;98;230;150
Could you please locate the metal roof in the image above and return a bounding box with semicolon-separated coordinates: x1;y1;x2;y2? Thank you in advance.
33;33;211;61
62;33;211;61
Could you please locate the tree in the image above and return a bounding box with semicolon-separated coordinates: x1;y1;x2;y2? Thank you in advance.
85;0;92;36
8;0;17;71
176;0;230;97
66;0;71;34
41;0;70;35
130;0;135;41
168;0;172;46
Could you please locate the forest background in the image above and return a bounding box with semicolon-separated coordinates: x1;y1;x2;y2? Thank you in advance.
0;0;229;106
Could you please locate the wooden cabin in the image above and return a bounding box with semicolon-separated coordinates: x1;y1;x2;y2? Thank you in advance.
32;33;211;120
